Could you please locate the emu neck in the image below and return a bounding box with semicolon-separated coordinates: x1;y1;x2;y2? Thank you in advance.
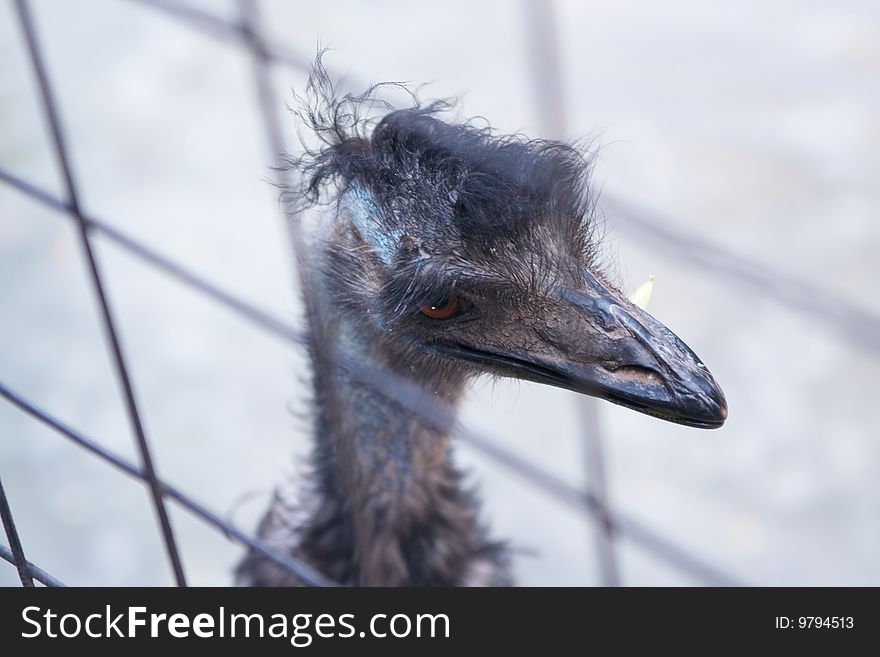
326;344;461;497
237;258;511;586
313;313;468;583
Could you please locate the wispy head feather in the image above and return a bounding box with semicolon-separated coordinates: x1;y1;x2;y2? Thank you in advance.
285;53;604;281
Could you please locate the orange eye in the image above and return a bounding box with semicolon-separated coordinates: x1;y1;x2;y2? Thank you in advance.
417;297;461;320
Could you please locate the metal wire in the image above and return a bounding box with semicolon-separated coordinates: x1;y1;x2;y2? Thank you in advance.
0;168;307;347
577;404;620;586
0;0;769;588
603;195;880;357
456;424;741;586
0;546;64;588
0;476;34;587
130;0;314;73
523;0;621;587
129;0;880;359
236;0;353;461
13;0;188;587
0;166;740;586
0;381;336;587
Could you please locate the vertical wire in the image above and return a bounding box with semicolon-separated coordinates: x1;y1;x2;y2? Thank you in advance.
236;0;344;425
576;403;621;586
13;0;187;586
522;0;621;586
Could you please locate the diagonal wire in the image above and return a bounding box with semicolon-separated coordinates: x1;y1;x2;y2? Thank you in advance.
129;0;314;73
128;0;406;102
0;166;454;430
0;381;336;587
13;0;187;586
458;425;741;586
0;168;740;586
1;368;737;587
602;194;880;356
0;545;64;587
0;168;305;346
0;476;34;586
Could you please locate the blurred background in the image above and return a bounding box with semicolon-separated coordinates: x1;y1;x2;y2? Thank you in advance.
1;0;878;586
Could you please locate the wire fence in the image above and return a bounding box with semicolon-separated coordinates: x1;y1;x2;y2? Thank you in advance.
3;0;878;588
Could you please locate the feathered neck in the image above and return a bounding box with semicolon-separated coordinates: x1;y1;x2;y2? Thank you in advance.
237;269;510;587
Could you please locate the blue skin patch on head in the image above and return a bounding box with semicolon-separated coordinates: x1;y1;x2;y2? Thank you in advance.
344;183;403;265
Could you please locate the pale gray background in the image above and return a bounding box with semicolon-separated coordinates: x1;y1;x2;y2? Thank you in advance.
1;0;878;585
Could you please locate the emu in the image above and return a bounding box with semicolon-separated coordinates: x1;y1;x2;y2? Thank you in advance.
237;62;727;587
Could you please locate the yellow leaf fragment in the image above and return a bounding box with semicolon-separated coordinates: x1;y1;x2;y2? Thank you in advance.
628;274;655;310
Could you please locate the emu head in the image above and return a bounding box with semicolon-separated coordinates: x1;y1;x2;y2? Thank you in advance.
311;107;727;429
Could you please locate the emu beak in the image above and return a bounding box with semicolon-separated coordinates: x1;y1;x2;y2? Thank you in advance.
444;273;727;429
553;280;727;428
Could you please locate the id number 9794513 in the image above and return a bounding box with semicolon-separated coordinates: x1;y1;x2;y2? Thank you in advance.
775;617;854;629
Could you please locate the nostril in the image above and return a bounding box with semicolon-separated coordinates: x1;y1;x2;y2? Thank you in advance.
604;364;663;387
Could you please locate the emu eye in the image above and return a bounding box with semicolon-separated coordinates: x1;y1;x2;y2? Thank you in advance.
417;297;461;320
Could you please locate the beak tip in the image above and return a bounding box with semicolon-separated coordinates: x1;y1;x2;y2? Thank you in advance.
702;388;728;428
708;402;728;429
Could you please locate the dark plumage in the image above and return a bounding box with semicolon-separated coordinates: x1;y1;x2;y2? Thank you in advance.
237;57;727;587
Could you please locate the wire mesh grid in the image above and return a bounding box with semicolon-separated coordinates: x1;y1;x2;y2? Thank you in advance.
2;0;878;588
